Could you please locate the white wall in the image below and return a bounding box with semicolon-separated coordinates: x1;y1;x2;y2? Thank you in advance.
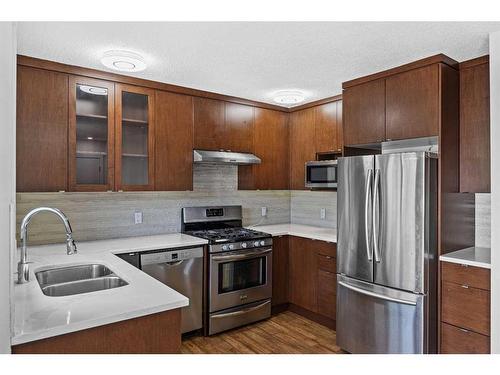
0;22;16;353
490;30;500;354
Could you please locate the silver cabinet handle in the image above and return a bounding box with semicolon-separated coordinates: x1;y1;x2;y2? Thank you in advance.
364;169;373;262
372;169;381;263
211;300;271;319
338;280;417;306
212;248;272;262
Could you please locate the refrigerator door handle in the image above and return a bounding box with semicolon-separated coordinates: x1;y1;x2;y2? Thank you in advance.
338;280;417;306
372;169;381;263
364;169;373;262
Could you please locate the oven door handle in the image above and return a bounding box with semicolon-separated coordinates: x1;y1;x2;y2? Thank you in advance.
211;248;272;262
211;300;271;319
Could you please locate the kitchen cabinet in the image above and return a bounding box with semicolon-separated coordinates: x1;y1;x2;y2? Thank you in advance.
155;91;194;191
289;108;316;190
17;66;69;192
343;79;386;145
225;102;254;152
288;236;318;312
193;97;225;151
115;84;155;191
68;76;115;191
12;309;181;354
315;100;342;153
272;235;289;307
440;262;490;353
385;65;439;140
459;57;490;193
238;108;289;190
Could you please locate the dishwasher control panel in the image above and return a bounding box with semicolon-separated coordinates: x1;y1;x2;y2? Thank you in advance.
140;247;203;266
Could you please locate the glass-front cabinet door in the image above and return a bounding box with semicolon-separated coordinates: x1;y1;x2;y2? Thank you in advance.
115;84;155;191
69;77;115;191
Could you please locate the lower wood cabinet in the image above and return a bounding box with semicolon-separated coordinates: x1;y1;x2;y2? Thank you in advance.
440;261;491;353
317;269;336;319
12;308;181;354
272;235;289;307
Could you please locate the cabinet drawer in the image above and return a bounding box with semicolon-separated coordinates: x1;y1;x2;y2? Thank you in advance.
318;254;336;273
442;281;490;336
318;269;336;319
316;241;336;257
441;322;490;354
441;261;490;290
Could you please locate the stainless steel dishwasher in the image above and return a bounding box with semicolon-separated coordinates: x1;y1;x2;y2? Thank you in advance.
119;247;203;334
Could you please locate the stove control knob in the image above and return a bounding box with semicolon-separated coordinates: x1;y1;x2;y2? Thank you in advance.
222;245;229;251
241;242;247;248
253;241;260;247
228;244;235;250
260;240;266;246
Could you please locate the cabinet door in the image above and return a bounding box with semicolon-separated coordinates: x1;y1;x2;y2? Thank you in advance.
240;108;289;190
193;97;225;150
115;84;155;191
336;100;343;152
289;108;316;190
385;65;439;140
272;236;289;306
155;91;193;191
288;237;318;312
315;101;339;153
460;61;490;193
318;269;336;320
225;102;254;152
17;66;69;192
343;80;385;145
69;76;115;191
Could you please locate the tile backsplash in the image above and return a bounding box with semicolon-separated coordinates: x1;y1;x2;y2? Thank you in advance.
475;193;491;248
290;190;336;228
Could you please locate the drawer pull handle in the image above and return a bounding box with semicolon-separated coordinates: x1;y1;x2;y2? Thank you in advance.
461;285;469;289
459;328;470;333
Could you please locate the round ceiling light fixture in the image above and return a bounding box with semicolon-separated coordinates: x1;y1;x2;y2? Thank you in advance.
79;85;108;96
272;90;306;105
101;50;147;72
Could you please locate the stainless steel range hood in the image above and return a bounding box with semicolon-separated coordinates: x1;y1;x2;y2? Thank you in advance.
193;150;261;165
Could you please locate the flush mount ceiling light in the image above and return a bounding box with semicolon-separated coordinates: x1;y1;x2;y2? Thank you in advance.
79;85;108;96
272;90;306;105
101;50;146;72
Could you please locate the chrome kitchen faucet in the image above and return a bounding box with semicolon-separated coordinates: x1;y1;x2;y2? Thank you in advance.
18;207;77;284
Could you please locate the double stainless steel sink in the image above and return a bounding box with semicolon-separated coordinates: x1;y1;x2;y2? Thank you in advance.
35;264;128;297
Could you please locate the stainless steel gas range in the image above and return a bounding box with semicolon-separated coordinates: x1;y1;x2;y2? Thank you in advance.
182;205;272;335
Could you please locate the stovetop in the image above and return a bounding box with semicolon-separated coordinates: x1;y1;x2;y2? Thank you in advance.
185;227;271;243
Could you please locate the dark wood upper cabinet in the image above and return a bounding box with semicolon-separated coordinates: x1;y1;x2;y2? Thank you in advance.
239;108;289;190
68;76;115;192
155;91;194;191
288;236;318;312
314;101;339;152
343;79;386;145
17;66;69;192
385;65;439;140
225;102;254;153
336;100;343;152
115;84;155;191
272;236;289;306
193;97;225;151
289;107;316;190
459;58;490;193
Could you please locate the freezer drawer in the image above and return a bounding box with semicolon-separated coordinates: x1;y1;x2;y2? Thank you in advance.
336;275;433;354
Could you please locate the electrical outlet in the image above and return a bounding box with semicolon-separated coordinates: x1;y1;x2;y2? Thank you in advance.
134;211;143;224
320;208;326;220
261;207;267;217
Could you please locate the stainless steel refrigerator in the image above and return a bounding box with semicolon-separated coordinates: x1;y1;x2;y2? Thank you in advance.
336;152;438;354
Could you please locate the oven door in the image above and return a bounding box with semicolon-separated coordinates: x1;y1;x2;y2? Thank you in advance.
209;247;272;312
305;161;338;188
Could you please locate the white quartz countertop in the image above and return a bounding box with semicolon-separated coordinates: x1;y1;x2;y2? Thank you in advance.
440;247;491;269
12;233;208;346
250;223;336;243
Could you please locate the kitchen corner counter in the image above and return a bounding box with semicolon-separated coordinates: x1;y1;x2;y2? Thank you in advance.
440;247;491;269
250;223;336;243
12;233;208;346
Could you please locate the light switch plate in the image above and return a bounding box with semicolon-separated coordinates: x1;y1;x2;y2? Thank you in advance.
134;211;143;224
261;207;267;217
320;208;326;220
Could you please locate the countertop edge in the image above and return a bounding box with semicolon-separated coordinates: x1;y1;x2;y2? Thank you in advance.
439;255;491;269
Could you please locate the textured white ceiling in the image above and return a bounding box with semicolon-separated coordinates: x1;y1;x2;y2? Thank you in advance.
17;22;500;107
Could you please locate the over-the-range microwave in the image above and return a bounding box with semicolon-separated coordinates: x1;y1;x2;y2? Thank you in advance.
305;160;338;189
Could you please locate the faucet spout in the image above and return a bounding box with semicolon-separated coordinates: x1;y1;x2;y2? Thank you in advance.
18;207;77;284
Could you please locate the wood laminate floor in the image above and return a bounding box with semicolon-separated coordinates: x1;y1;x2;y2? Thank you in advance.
181;311;343;354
